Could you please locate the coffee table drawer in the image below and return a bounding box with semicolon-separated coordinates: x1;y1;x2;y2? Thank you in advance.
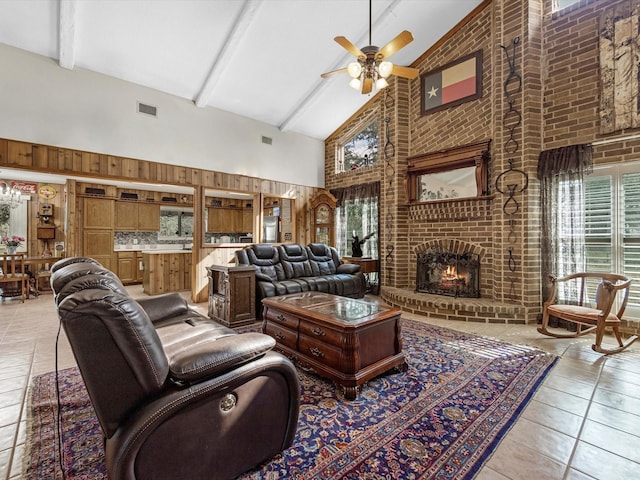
299;321;343;347
264;308;300;329
298;334;342;370
264;322;298;350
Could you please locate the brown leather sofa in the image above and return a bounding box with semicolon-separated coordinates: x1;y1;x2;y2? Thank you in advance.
235;243;366;318
50;257;300;480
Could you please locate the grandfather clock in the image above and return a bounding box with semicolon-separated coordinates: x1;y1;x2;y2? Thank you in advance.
310;190;336;246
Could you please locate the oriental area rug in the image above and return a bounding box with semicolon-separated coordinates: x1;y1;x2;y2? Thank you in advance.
25;319;557;479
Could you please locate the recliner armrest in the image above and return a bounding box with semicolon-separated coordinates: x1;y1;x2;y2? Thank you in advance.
255;271;275;283
337;263;360;274
168;332;276;383
137;293;190;324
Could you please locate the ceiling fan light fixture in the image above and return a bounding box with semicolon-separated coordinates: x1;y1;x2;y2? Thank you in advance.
349;77;362;90
375;76;389;90
347;62;362;78
378;61;393;78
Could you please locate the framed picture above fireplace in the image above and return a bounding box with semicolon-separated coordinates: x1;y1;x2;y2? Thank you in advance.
406;140;491;204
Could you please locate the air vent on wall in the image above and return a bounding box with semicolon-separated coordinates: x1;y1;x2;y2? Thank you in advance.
261;135;273;145
162;196;178;203
85;187;106;196
137;101;158;117
120;192;138;200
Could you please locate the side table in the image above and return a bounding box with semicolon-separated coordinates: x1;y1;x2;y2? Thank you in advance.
206;265;256;327
342;257;379;294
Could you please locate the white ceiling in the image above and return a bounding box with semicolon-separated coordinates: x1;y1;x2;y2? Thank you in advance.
0;0;482;141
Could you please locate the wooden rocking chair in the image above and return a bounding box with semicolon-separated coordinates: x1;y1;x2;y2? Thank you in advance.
538;272;637;355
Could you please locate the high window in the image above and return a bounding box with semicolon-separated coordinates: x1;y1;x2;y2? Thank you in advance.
336;121;378;173
552;0;580;12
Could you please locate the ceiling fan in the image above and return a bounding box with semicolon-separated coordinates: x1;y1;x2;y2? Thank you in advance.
321;0;420;95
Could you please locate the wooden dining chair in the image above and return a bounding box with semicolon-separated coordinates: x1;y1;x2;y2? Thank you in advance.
538;272;637;355
0;254;29;302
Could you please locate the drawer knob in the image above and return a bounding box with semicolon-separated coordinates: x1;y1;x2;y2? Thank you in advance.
275;331;285;340
276;314;286;322
312;327;325;337
310;347;325;358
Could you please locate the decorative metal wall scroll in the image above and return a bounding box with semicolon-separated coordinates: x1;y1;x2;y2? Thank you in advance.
383;88;396;268
498;36;528;299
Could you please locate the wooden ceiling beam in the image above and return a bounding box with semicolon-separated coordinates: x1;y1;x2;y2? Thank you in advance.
194;0;263;108
58;0;78;70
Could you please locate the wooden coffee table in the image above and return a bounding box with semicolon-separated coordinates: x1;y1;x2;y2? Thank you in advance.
262;292;406;399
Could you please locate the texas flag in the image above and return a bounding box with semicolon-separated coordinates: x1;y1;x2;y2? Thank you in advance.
423;52;481;113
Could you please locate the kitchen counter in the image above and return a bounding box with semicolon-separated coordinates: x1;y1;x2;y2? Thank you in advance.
114;243;248;252
142;251;192;295
140;249;190;254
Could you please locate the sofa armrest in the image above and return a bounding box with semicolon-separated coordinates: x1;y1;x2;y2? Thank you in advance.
255;271;275;283
106;350;300;480
168;332;276;383
337;263;361;274
137;293;190;324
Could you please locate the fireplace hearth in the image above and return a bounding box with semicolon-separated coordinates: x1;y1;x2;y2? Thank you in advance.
416;249;480;298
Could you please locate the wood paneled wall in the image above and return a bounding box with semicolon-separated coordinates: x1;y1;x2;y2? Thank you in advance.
0;136;320;302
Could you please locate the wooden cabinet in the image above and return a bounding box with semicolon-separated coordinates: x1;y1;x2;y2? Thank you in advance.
142;252;191;295
242;209;253;232
136;252;144;283
115;202;137;230
116;251;136;284
207;265;256;327
208;207;249;233
84;197;114;229
83;230;113;269
115;201;160;231
116;251;144;285
83;197;114;268
137;203;160;230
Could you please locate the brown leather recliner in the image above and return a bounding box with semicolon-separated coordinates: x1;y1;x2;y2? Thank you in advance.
50;258;300;480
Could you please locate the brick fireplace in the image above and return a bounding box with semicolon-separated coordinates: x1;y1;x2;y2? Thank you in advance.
415;239;481;298
324;1;547;326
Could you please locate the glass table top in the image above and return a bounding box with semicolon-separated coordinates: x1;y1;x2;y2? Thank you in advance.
276;293;385;323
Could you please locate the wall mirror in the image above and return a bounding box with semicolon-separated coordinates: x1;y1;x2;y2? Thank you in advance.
406;140;491;204
417;166;478;201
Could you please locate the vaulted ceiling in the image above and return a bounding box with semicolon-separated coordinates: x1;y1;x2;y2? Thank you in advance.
0;0;483;141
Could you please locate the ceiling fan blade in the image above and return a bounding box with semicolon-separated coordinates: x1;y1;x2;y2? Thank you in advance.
391;64;420;80
334;36;365;58
378;30;414;60
362;77;373;94
321;67;348;79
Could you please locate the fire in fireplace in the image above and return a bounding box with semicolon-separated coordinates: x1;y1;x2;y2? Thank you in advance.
416;249;480;298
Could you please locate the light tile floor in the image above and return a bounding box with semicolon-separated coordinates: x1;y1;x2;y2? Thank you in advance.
1;287;639;479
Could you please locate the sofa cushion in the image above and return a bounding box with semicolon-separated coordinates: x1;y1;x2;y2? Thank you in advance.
244;244;286;281
306;243;339;275
279;244;313;279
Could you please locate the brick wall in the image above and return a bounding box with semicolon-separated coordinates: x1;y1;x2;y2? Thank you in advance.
325;0;639;332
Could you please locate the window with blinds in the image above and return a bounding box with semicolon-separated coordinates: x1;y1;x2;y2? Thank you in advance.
584;162;640;319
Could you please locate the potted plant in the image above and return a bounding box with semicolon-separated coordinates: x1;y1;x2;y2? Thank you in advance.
1;235;25;254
